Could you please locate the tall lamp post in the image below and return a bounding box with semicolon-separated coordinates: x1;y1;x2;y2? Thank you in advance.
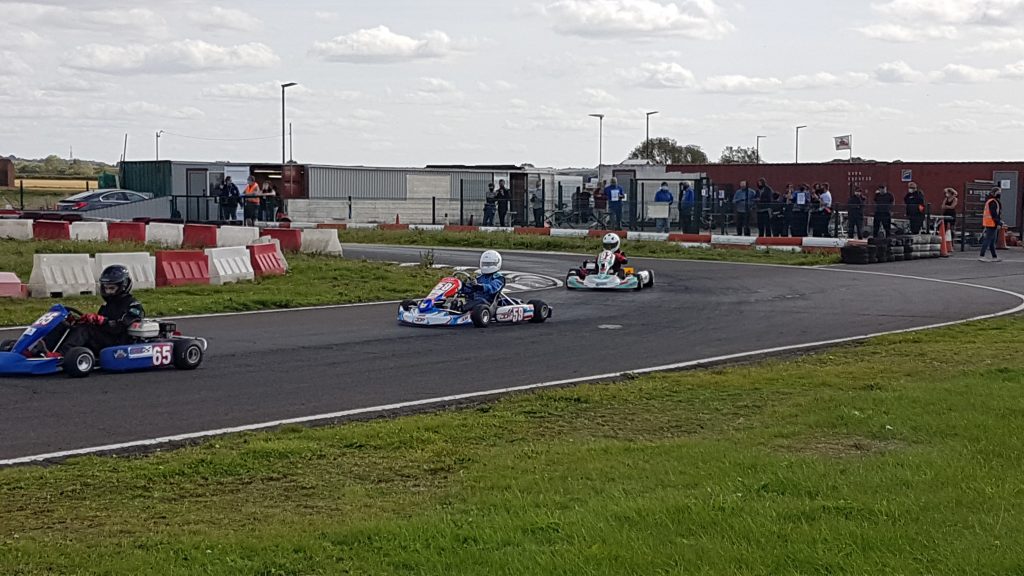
281;83;298;213
155;130;164;161
795;125;806;164
756;135;766;163
645;111;659;161
588;113;604;168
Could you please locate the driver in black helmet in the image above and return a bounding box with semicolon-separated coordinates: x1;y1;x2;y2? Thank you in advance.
57;265;145;355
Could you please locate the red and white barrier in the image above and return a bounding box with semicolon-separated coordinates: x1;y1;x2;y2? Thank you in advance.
28;254;96;298
94;252;157;291
247;243;287;277
183;224;218;249
205;246;255;285
0;219;33;240
147;223;184;248
217;225;260;247
156;251;210;287
71;221;108;242
300;229;344;256
0;272;26;298
260;228;302;252
33;220;71;241
107;222;147;243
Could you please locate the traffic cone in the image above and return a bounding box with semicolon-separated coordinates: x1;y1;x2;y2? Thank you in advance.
997;226;1008;250
395;213;401;225
939;220;951;257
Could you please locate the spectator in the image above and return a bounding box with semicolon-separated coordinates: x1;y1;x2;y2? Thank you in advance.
483;183;497;226
495;179;511;227
605;177;626;229
813;182;833;237
653;181;674;233
873;184;894;237
979;188;1003;262
905;181;926;234
680;181;696;233
941;187;958;235
771;184;790;237
847;187;865;239
791;183;810;237
755;177;774;237
261;181;278;222
732;180;756;236
593;180;608;225
578;186;592;223
530;181;545;228
242;176;261;226
218;176;239;222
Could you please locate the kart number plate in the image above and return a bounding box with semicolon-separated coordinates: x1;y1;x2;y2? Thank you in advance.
33;312;60;326
152;344;173;366
414;315;427;324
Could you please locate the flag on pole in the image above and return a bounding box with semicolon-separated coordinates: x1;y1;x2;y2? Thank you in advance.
834;135;852;151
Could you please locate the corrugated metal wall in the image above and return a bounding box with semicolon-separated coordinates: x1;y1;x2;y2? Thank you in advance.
121;161;173;197
307;167;408;200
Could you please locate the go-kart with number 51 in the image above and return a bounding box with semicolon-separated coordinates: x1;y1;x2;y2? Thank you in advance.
398;250;552;328
0;304;207;378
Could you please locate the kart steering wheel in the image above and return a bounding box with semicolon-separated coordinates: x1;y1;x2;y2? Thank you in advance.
453;270;475;287
64;306;85;320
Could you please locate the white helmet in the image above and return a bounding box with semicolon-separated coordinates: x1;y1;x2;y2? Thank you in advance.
479;250;502;274
602;232;621;252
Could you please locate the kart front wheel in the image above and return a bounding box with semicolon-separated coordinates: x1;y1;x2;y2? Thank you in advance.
64;347;95;378
634;274;645;291
173;340;204;370
645;271;655;288
470;305;491;328
0;339;14;352
528;300;550;323
400;299;418;311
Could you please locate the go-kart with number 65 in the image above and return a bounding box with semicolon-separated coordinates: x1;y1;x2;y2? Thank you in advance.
398;270;552;328
0;304;208;378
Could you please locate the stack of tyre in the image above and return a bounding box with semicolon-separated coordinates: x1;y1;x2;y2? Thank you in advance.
841;234;942;265
908;234;942;259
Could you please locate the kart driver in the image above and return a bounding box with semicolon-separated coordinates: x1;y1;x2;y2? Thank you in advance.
54;265;145;355
601;232;629;277
460;250;505;311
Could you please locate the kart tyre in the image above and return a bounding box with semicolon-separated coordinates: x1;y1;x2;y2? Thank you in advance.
645;271;655;288
64;347;95;379
0;339;14;352
634;274;644;291
470;305;491;328
528;300;550;323
400;299;417;311
173;339;204;370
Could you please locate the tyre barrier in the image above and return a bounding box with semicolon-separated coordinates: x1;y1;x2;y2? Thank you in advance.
841;234;943;265
33;220;71;241
70;221;108;242
28;253;97;298
94;252;157;291
156;251;210;287
205;246;256;285
0;272;26;298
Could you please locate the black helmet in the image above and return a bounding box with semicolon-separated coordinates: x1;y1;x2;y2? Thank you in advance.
99;265;132;301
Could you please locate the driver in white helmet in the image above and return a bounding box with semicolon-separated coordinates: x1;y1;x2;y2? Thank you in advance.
601;232;629;277
460;250;506;310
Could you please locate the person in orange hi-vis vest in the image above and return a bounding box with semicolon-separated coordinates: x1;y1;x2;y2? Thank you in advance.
979;188;1003;262
242;176;262;226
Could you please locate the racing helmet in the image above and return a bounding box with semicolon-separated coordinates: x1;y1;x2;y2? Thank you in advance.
602;232;621;252
98;264;133;302
479;250;502;274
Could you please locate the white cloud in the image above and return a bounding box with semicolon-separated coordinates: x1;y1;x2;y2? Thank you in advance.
936;118;980;133
310;26;459;63
871;0;1024;26
201;81;313;100
401;77;466;105
545;0;734;38
188;6;262;32
936;63;1000;83
873;60;930;83
1002;59;1024;77
477;80;515;92
0;28;49;50
786;72;871;89
856;23;958;42
85;101;206;121
333;109;387;130
620;62;696;88
702;74;783;93
968;38;1024;52
66;40;279;75
581;88;618;105
5;4;167;32
2;51;33;75
314;10;339;19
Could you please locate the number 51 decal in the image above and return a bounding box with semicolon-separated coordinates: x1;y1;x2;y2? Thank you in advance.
152;344;173;366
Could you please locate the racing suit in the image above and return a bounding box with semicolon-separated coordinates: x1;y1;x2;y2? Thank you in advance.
55;295;145;355
608;250;628;277
460;272;505;311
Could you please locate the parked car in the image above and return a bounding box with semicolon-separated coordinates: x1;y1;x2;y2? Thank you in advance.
57;189;153;211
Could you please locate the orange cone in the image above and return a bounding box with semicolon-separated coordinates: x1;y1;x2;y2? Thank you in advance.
395;213;401;225
939;220;951;257
997;226;1007;250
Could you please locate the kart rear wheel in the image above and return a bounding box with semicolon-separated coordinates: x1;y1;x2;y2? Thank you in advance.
645;271;655;288
173;339;204;370
0;339;14;352
470;304;491;328
528;300;550;323
400;299;418;311
64;347;94;378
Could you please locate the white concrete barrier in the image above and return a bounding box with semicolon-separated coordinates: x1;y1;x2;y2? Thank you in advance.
549;228;589;238
205;246;255;285
0;219;33;240
676;242;712;250
94;252;157;290
802;237;846;249
70;221;108;242
410;224;445;232
28;254;96;298
217;225;260;247
628;231;670;242
146;222;184;248
711;235;757;246
346;223;378;230
300;229;344;256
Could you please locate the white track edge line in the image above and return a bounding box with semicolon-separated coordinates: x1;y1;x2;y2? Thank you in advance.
3;270;1022;467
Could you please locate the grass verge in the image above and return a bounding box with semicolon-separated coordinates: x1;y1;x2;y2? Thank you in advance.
2;318;1023;574
0;239;442;327
0;187;71;211
338;228;840;266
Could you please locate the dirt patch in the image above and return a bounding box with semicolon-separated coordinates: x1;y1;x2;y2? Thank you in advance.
781;436;905;458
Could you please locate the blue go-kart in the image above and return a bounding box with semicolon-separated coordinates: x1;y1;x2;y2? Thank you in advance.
0;304;207;378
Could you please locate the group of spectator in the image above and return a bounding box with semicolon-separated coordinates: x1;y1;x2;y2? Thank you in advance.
483;179;511;227
216;175;280;226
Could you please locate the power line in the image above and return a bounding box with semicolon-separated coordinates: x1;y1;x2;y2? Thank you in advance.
160;131;278;142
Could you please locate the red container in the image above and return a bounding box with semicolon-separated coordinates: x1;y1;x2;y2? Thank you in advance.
107;222;147;243
156;251;210;287
247;244;287;277
259;228;302;252
183;224;218;249
33;220;71;241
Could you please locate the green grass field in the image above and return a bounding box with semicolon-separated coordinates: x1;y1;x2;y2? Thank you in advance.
337;228;841;266
0;239;443;326
1;317;1022;574
0;187;73;211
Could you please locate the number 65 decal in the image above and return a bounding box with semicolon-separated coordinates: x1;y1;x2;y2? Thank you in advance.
152;344;173;366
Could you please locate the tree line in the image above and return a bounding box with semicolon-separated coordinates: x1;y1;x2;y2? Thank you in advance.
11;155;116;178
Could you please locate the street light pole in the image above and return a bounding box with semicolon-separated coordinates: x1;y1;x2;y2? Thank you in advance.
588;113;604;168
795;125;806;164
281;83;297;166
645;111;659;161
756;135;766;163
155;130;164;161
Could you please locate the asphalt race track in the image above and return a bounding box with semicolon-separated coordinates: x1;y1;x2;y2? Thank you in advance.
1;245;1021;462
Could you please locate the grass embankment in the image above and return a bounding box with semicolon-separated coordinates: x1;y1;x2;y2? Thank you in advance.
0;239;441;326
3;318;1024;574
338;228;840;266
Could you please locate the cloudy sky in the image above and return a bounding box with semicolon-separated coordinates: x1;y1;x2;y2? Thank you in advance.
2;0;1024;167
